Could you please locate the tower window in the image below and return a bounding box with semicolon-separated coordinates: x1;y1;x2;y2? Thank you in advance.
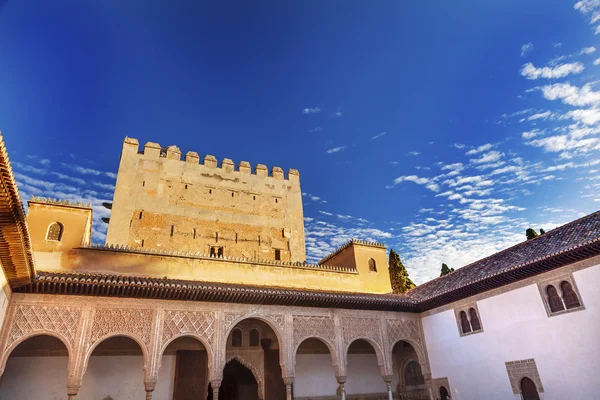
537;274;584;316
235;233;238;243
258;235;261;246
193;228;196;239
368;258;377;272
210;246;223;258
185;184;188;189
253;195;256;200
209;188;212;194
141;240;145;248
142;180;145;187
275;198;278;203
275;249;281;261
170;225;174;237
216;232;219;243
139;211;143;219
232;192;234;197
46;222;64;242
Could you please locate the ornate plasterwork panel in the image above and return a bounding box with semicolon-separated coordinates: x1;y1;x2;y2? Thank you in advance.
89;308;154;350
6;305;81;349
341;317;382;349
386;319;423;359
161;310;215;352
292;315;336;349
505;358;544;394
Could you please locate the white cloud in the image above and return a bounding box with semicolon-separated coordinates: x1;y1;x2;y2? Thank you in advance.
580;46;596;54
302;107;321;115
309;126;323;133
594;58;600;65
407;151;421;156
520;62;584;79
392;175;440;192
469;151;503;164
522;129;543;139
60;163;103;175
371;132;387;140
326;146;347;154
331;107;342;118
540;82;600;106
465;143;493;155
567;108;600;125
441;163;464;172
39;159;51;167
521;42;533;57
453;143;465;149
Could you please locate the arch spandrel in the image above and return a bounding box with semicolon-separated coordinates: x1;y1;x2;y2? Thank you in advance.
386;319;428;374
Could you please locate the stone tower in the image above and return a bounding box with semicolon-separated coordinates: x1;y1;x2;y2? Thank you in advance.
105;137;306;262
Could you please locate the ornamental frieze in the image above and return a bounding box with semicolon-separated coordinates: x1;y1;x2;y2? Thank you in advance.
161;310;215;351
292;315;336;349
6;305;81;349
341;317;382;348
89;308;154;349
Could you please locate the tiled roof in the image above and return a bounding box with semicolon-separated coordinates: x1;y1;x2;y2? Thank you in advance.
407;210;600;310
17;271;419;312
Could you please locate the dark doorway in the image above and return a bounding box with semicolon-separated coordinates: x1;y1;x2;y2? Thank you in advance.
439;386;449;400
173;350;208;400
213;359;258;400
520;377;541;400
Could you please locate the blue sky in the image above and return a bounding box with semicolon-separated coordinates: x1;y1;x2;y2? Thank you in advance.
1;1;598;284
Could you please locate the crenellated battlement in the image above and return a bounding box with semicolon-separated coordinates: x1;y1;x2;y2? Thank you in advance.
123;136;300;181
28;196;93;209
318;239;386;264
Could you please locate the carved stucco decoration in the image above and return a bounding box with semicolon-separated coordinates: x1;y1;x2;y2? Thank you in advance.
341;317;382;350
88;308;154;352
505;358;544;394
161;310;215;354
292;315;336;349
385;319;425;364
6;305;81;350
226;350;265;399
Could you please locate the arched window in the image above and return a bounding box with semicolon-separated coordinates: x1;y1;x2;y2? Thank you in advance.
46;222;64;241
439;386;449;400
560;281;581;309
520;377;540;400
368;258;377;272
231;328;242;347
546;285;565;313
403;361;425;386
459;311;471;334
249;328;260;347
469;308;482;331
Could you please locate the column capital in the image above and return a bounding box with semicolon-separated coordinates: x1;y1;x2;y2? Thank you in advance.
211;378;222;388
336;375;347;384
382;374;393;384
283;377;295;385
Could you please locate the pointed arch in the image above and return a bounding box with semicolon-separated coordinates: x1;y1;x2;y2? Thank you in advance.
156;333;213;379
293;336;340;374
82;333;150;378
225;354;264;399
345;338;385;371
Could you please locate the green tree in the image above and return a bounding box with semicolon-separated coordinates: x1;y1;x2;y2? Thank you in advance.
539;228;546;235
526;228;539;240
440;263;454;276
389;249;416;293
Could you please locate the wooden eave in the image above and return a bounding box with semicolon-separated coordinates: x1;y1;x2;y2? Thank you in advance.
0;133;35;287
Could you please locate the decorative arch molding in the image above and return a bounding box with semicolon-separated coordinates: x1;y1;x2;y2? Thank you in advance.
157;333;214;380
292;315;340;375
0;330;73;377
386;319;428;374
225;352;265;400
344;337;386;377
160;310;215;357
341;317;385;374
82;332;151;378
221;313;287;374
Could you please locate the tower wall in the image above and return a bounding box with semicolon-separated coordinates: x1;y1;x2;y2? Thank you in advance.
106;138;306;262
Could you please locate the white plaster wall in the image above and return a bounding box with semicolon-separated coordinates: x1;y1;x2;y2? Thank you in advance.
422;264;600;400
346;353;387;395
294;353;338;397
0;355;175;400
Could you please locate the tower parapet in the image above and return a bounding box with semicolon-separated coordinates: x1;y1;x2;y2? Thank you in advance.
106;137;306;263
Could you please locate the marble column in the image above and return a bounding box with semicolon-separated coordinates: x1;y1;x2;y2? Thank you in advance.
211;379;222;399
144;381;156;400
383;375;393;400
336;376;347;400
283;377;294;400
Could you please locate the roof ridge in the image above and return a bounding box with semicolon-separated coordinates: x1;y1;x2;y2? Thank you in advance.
408;209;600;293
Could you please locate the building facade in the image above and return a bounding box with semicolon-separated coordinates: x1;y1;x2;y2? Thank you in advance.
0;135;598;400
